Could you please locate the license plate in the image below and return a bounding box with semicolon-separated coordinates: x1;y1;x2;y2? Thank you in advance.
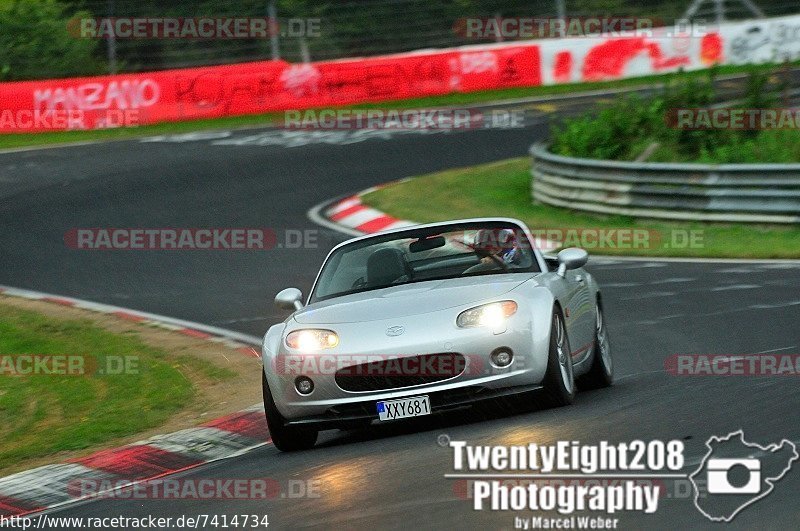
376;395;431;421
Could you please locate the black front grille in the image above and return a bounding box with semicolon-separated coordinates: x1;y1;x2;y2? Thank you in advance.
335;353;466;392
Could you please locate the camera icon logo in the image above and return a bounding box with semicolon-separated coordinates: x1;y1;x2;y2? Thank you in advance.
706;458;760;494
690;430;797;522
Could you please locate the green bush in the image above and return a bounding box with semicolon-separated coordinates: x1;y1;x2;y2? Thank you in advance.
550;67;796;164
695;130;800;164
549;94;664;160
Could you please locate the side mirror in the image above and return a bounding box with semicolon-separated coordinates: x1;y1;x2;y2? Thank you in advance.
556;248;589;278
275;288;304;311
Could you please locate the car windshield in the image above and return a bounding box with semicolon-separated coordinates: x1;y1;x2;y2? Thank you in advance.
311;222;540;302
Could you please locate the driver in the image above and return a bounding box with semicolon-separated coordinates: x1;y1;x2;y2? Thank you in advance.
464;228;523;274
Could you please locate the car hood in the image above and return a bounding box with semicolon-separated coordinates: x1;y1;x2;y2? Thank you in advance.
294;274;536;325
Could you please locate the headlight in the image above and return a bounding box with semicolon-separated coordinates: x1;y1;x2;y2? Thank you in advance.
456;301;518;328
286;329;339;350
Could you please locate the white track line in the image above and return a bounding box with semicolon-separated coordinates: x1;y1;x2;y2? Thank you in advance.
0;285;262;346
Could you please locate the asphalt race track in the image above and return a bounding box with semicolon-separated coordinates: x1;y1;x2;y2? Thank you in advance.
1;96;799;529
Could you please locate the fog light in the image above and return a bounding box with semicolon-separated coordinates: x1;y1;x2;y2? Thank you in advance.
491;348;514;367
295;376;314;395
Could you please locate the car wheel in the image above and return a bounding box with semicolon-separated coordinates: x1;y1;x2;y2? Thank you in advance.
577;304;614;390
541;308;576;407
262;371;318;452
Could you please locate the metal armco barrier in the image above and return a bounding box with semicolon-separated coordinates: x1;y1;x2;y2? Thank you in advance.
530;143;800;224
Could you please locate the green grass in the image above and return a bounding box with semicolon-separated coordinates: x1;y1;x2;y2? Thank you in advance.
361;158;800;259
549;64;800;163
0;303;234;471
1;61;792;150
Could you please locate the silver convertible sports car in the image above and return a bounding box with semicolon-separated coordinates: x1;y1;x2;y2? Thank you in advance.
262;218;612;451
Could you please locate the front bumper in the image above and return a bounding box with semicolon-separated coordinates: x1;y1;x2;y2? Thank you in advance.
263;304;551;421
284;383;542;429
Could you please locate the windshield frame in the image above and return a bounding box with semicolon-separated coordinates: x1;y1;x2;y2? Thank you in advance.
307;219;544;304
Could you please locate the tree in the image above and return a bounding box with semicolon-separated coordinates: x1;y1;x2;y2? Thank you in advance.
0;0;102;81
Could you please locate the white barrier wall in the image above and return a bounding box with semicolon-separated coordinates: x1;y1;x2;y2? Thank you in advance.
537;14;800;86
723;15;800;64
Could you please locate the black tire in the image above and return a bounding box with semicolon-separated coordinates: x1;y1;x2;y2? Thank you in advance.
541;308;576;407
577;304;614;390
262;372;318;452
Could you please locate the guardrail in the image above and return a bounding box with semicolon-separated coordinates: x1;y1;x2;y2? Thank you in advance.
529;143;800;224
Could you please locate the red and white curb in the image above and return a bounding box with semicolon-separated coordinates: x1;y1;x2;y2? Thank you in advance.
0;286;270;517
324;186;417;235
317;184;561;252
312;185;800;263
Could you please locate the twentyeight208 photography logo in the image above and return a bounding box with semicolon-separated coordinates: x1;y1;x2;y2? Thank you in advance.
689;431;798;522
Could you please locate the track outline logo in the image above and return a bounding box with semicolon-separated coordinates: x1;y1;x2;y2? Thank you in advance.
689;429;798;522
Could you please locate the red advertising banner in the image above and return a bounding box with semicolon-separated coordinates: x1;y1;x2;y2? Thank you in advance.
0;44;540;133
